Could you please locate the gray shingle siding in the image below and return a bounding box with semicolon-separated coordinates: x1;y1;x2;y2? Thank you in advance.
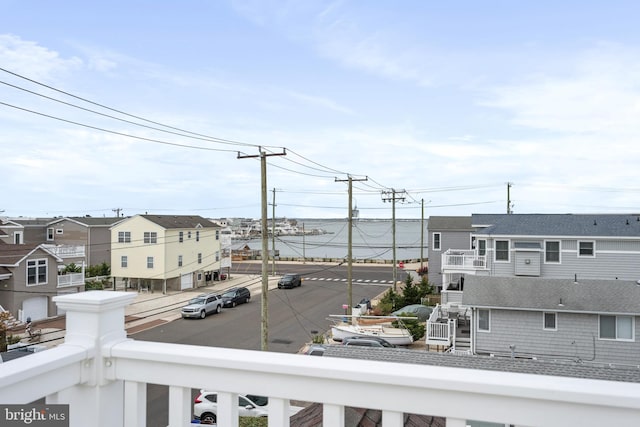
475;309;640;366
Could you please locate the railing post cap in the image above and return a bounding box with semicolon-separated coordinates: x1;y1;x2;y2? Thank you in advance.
54;290;136;312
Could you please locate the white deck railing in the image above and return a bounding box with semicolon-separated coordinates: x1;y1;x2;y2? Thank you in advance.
1;292;640;427
57;272;85;288
442;249;486;271
43;244;86;259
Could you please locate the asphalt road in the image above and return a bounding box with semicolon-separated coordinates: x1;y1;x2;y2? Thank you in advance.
136;264;394;426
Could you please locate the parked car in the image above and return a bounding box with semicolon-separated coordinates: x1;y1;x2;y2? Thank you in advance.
342;336;396;348
277;273;302;289
181;293;223;319
193;390;305;423
220;287;251;308
391;304;434;322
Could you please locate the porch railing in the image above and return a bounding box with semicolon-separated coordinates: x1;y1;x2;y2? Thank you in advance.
42;244;86;259
57;272;85;288
1;292;640;427
441;249;486;270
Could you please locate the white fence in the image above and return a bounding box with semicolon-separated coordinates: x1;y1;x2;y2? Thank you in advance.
1;292;640;427
442;250;486;270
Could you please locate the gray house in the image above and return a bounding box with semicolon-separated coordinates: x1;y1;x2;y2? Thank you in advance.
437;214;640;291
463;275;640;367
0;243;79;322
426;216;474;291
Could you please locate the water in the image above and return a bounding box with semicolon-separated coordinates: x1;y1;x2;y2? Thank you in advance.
232;219;428;261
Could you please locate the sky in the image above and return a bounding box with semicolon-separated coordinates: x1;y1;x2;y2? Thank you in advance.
1;1;640;220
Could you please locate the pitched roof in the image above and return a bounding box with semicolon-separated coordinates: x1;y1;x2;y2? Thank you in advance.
427;216;472;231
0;244;62;266
323;346;640;383
50;217;124;227
472;213;640;237
462;276;640;315
10;218;53;227
139;215;219;229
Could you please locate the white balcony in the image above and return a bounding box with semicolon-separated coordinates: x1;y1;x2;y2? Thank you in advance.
441;249;486;271
1;292;639;427
57;272;85;288
43;244;86;259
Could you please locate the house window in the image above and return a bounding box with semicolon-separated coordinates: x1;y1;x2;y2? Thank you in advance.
56;228;63;234
477;239;486;256
188;231;192;239
147;257;154;269
47;228;54;241
179;231;184;243
545;241;561;263
198;253;202;264
197;272;203;281
478;309;490;332
178;255;183;267
118;231;131;243
14;231;23;244
432;233;441;251
215;251;220;262
543;312;557;330
216;230;220;240
27;259;47;286
578;241;595;257
196;231;200;242
144;232;157;244
600;315;633;340
121;256;128;268
495;240;510;262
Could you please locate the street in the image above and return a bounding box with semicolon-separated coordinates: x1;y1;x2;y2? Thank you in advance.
135;263;395;426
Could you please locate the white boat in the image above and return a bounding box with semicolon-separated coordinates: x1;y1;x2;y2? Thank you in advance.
329;315;414;346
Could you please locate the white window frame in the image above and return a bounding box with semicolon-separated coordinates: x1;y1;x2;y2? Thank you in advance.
118;231;131;243
215;251;220;262
544;240;561;263
178;255;183;267
188;231;192;239
216;230;220;240
196;231;200;242
26;259;48;286
432;232;441;251
179;231;184;243
56;228;63;235
14;231;23;244
543;312;557;331
198;253;202;264
121;256;128;268
144;231;158;244
477;309;490;332
599;315;634;341
147;257;154;269
578;240;595;257
197;272;203;281
494;240;510;263
47;228;55;241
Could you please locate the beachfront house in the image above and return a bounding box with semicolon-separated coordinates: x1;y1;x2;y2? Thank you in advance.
110;214;222;292
463;275;640;366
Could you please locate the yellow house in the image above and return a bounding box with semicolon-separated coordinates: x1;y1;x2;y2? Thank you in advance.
110;214;221;293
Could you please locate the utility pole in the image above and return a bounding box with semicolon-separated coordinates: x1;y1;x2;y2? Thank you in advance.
382;189;406;291
271;188;276;276
421;199;425;273
507;182;513;214
238;148;286;351
112;208;122;217
335;175;368;314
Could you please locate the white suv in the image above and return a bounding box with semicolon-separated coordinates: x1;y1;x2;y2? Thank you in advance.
181;293;223;319
193;390;304;423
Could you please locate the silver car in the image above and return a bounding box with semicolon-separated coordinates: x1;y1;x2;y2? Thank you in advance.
181;293;223;319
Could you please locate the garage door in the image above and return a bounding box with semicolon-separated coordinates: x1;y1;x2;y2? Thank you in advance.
180;273;193;290
23;296;48;321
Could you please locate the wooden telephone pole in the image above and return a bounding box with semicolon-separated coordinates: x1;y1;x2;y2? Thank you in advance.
382;189;406;290
335;175;367;314
238;148;286;351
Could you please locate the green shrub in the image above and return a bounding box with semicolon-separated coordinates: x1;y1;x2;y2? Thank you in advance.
240;417;268;427
393;315;426;340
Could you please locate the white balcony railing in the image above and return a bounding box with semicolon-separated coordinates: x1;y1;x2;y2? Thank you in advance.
441;249;486;271
42;244;86;259
2;292;640;427
57;272;85;288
